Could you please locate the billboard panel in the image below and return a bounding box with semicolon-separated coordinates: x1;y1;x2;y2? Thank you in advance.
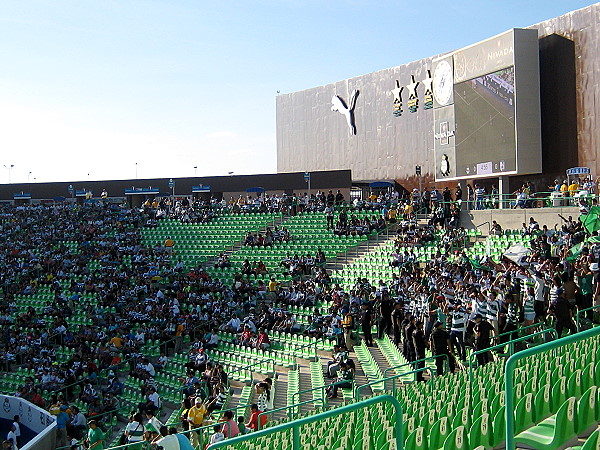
435;28;541;181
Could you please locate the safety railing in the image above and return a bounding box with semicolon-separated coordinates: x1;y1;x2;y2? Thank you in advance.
575;304;600;331
504;325;600;450
382;354;448;387
291;379;355;412
340;222;397;265
467;328;557;387
354;367;434;401
209;394;404;450
491;321;550;346
257;398;325;428
289;335;330;366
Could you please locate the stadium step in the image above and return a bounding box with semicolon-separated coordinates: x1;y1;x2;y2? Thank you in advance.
326;233;397;272
271;371;289;422
347;350;373;398
367;343;393;387
298;365;315;415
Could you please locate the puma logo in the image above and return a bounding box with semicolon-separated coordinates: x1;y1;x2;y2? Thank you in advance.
331;89;359;135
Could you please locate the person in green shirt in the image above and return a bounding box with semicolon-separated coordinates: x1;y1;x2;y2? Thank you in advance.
237;416;248;435
86;420;105;450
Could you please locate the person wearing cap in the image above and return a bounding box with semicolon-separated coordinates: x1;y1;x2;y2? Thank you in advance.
86;420;104;450
55;404;70;448
2;440;14;450
548;287;577;338
187;397;208;448
429;321;455;375
473;313;494;366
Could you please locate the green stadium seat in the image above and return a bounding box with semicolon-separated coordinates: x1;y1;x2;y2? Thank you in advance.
578;428;600;450
442;425;469;450
404;427;428;450
427;416;450;449
514;392;535;434
575;386;599;435
468;413;492;449
515;396;578;450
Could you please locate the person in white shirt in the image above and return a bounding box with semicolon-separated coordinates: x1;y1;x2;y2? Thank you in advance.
11;417;20;448
142;359;155;377
68;407;87;440
6;424;18;450
224;316;241;332
204;330;219;349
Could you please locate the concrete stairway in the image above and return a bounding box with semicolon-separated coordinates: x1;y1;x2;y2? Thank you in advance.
271;371;289;421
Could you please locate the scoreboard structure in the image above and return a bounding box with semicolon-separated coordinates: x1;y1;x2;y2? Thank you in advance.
432;29;542;181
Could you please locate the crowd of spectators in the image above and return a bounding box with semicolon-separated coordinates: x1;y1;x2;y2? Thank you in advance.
243;227;291;247
1;192;599;448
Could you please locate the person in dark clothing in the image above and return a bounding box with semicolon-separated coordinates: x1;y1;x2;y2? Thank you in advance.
455;185;463;202
442;187;452;215
412;321;427;381
473;314;494;366
429;321;455;375
378;294;393;339
361;304;373;347
391;304;404;346
548;288;577;338
404;316;417;362
499;294;519;348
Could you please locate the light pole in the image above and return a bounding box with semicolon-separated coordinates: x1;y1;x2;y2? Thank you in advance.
169;178;175;209
135;162;138;179
28;171;32;182
3;164;14;184
194;166;198;177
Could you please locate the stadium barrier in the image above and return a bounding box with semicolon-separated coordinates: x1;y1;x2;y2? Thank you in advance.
209;394;404;450
504;325;600;450
354;367;434;401
0;394;56;450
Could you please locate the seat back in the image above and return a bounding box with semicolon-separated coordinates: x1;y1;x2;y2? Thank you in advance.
557;396;578;444
514;392;534;434
428;416;450;450
534;383;552;422
442;425;469;450
567;369;583;399
468;413;491;449
491;406;506;449
404;426;428;450
576;386;598;435
551;376;567;413
580;428;599;450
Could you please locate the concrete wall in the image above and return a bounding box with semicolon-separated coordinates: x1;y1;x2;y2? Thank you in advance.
460;207;580;234
0;395;56;450
277;3;600;190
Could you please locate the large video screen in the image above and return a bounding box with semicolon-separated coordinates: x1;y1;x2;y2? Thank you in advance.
453;66;516;177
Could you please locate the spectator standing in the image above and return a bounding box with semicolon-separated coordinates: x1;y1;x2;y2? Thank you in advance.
429;321;455;375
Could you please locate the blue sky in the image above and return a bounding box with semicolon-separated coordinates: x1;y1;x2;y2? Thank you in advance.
0;0;594;183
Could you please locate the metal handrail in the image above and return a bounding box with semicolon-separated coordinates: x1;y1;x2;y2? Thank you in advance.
354;367;434;401
575;304;600;331
208;394;404;450
258;398;325;426
291;379;355;410
382;354;449;381
504;325;600;450
474;221;491;234
491;322;549;344
467;328;558;387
